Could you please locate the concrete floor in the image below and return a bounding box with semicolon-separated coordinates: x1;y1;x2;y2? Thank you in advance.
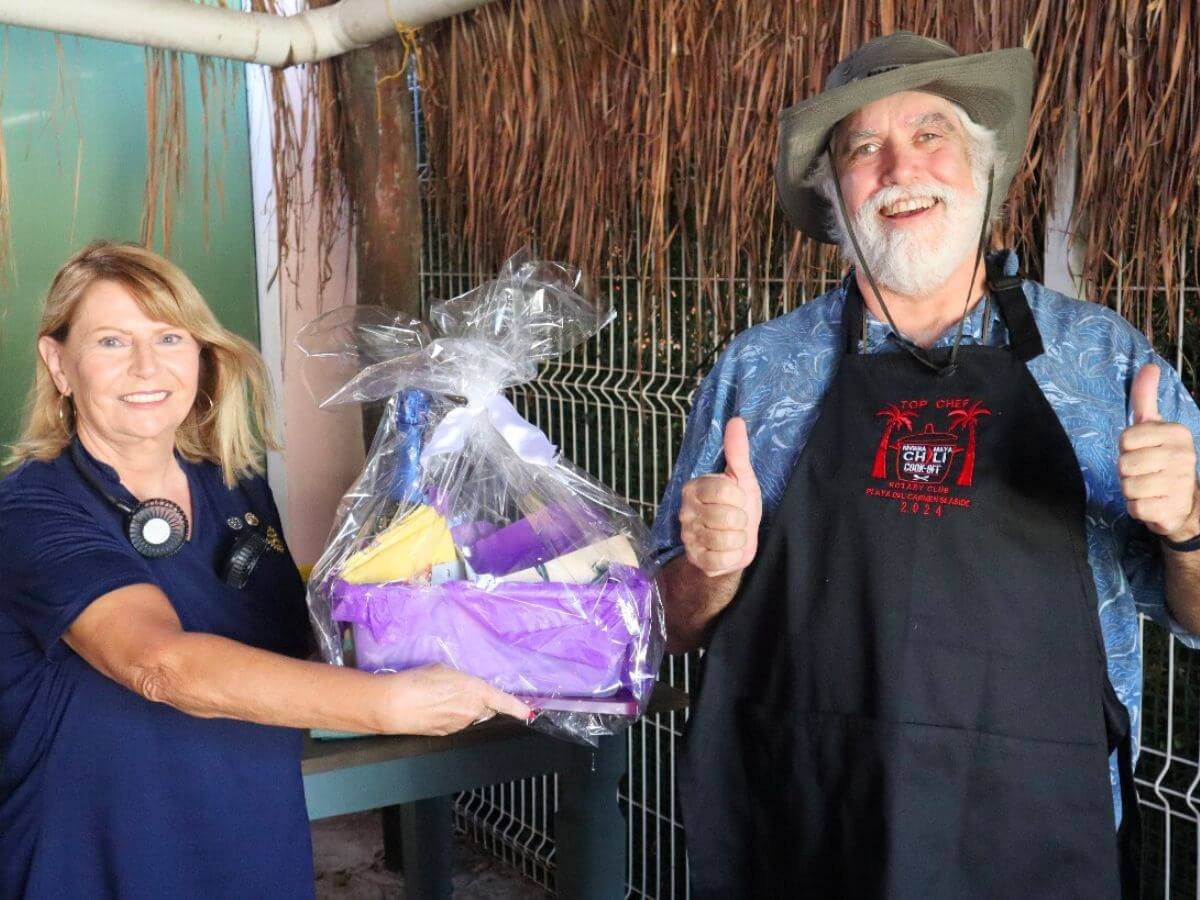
312;811;548;899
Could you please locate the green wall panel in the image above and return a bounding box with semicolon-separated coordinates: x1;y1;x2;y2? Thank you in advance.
0;28;258;451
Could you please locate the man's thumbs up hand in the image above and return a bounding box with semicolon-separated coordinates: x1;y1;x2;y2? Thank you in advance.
1119;364;1200;540
722;415;756;484
1131;364;1162;424
678;417;764;577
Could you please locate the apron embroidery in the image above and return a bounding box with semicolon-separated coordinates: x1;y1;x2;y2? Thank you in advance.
866;397;992;514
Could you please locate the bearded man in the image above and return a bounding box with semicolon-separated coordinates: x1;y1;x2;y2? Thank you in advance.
652;32;1200;899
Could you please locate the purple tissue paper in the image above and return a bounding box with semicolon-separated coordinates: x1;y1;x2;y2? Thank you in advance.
330;563;655;698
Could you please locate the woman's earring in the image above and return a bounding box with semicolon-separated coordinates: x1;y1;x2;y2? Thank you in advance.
57;393;74;433
196;390;215;416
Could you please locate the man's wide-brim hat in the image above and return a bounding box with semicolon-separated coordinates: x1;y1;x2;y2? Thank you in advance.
776;32;1035;245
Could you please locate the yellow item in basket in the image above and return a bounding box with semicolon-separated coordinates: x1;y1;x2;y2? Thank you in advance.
339;506;458;584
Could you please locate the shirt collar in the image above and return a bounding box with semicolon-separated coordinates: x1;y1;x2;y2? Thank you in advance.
69;436;197;503
71;436;123;486
839;249;1018;354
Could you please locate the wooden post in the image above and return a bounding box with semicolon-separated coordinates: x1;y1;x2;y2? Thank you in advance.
334;37;424;442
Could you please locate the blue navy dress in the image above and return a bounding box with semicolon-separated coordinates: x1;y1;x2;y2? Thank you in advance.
0;443;316;899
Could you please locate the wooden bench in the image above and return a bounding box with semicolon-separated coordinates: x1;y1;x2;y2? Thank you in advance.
302;684;689;899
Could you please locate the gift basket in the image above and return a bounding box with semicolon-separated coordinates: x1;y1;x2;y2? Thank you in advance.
298;252;665;743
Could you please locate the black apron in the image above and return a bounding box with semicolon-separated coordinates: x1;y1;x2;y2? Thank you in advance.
679;261;1139;899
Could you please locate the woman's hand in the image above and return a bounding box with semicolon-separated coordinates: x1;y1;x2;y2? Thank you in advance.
380;664;532;736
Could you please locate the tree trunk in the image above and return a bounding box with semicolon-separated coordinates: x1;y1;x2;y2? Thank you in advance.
335;38;424;445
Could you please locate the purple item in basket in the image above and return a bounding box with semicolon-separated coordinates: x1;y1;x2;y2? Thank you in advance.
330;564;654;698
462;501;610;576
449;519;500;547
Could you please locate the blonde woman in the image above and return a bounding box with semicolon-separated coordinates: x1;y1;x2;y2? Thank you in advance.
0;241;528;900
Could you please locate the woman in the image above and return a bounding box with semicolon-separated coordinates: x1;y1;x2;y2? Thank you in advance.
0;241;528;899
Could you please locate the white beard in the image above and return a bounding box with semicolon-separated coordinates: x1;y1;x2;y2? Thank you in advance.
839;175;988;296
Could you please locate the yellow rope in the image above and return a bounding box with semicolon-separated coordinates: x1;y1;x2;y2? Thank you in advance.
374;4;423;124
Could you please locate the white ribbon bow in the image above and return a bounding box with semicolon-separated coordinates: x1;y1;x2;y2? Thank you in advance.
420;393;558;466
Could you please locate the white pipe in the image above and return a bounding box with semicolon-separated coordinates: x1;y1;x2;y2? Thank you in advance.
1043;119;1084;299
0;0;494;68
244;59;289;521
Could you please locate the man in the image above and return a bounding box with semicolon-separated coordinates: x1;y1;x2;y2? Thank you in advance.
653;32;1200;899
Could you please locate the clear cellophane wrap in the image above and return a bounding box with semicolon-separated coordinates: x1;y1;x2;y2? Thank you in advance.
297;252;665;743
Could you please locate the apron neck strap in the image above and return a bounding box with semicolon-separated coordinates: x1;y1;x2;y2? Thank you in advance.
984;254;1044;362
842;275;867;355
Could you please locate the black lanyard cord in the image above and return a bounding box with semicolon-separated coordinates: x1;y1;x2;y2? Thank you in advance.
947;170;995;364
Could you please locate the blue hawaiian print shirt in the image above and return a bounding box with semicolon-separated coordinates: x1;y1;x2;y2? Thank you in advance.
651;251;1200;823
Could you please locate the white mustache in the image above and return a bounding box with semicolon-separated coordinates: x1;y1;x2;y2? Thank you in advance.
858;181;957;220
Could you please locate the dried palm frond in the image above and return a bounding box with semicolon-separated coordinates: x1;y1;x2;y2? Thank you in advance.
415;0;1199;341
232;0;1196;343
1039;0;1200;338
45;35;85;252
250;0;351;305
0;29;12;281
141;48;189;251
0;113;11;284
140;0;242;255
140;47;237;254
421;1;634;284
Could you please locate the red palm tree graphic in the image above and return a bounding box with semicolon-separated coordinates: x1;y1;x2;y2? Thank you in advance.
872;405;915;478
948;401;991;486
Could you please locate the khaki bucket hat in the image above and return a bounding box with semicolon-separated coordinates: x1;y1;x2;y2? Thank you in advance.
776;32;1035;244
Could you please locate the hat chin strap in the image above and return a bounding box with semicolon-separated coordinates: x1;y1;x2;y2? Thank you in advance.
828;150;995;376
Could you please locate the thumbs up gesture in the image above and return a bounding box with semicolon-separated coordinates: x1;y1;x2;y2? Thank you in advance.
1119;364;1200;540
678;417;764;576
